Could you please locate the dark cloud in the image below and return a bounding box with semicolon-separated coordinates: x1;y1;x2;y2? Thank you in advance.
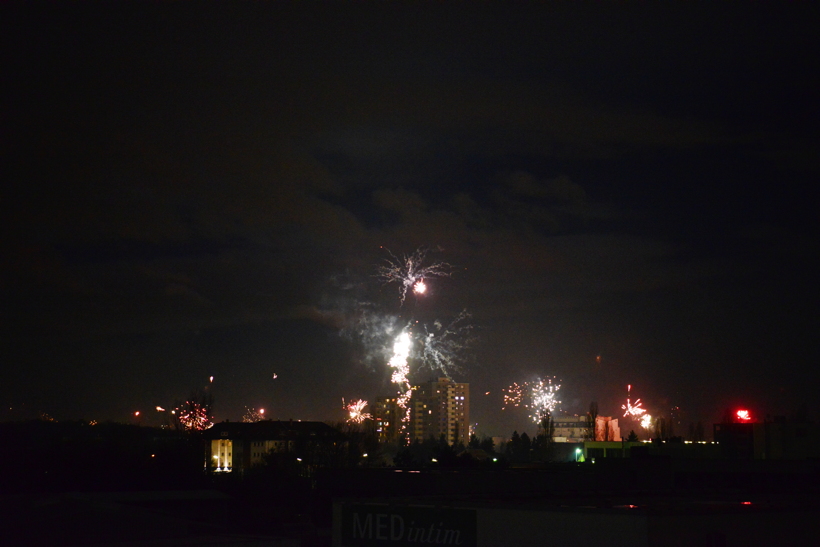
2;2;818;432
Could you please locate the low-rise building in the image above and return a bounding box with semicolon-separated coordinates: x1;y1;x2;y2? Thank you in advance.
203;420;345;473
551;415;589;442
714;417;820;460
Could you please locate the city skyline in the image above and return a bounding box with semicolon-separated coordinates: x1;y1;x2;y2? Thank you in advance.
3;3;818;437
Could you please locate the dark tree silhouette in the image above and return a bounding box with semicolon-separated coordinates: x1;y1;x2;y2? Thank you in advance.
586;401;598;440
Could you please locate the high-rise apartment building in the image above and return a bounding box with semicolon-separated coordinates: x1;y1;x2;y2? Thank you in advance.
371;396;401;443
410;377;469;445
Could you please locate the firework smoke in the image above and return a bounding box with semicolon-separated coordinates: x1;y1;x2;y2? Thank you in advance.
419;310;475;378
322;246;475;444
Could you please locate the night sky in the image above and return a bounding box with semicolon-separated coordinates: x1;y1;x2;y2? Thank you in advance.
3;3;818;437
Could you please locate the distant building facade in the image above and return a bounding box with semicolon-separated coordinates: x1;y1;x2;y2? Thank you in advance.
203;420;345;473
371;396;401;444
410;377;469;445
595;416;621;441
714;417;820;460
551;415;588;442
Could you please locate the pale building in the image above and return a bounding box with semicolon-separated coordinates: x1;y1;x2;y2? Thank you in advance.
550;415;589;442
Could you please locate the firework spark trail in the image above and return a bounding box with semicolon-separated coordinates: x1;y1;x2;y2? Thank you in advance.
530;378;562;422
640;414;653;429
384;330;416;434
343;398;372;424
243;407;265;423
502;377;562;422
502;382;526;409
176;402;214;431
419;310;475;378
622;399;646;418
388;331;413;409
622;384;647;418
375;247;452;304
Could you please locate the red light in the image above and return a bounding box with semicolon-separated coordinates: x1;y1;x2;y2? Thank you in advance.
736;409;751;421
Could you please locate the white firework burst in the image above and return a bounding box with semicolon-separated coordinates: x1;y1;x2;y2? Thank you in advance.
375;247;452;304
419;310;475;378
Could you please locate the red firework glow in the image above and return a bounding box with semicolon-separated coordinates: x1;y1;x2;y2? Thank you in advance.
736;409;751;421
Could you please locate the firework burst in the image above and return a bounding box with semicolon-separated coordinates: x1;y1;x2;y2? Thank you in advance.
503;377;562;423
175;402;214;431
173;390;215;431
343;398;372;424
243;407;265;423
622;385;647;418
327;246;476;444
419;310;475;378
375;247;452;304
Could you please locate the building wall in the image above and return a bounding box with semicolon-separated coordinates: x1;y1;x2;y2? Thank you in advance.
715;419;820;460
551;415;588;442
204;420;345;473
335;499;820;547
248;439;291;466
372;396;401;444
210;439;233;471
410;378;469;445
595;416;621;441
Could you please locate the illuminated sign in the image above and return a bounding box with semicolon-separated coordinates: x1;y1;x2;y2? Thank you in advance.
341;504;476;546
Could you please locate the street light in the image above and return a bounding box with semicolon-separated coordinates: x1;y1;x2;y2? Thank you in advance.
575;448;582;462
